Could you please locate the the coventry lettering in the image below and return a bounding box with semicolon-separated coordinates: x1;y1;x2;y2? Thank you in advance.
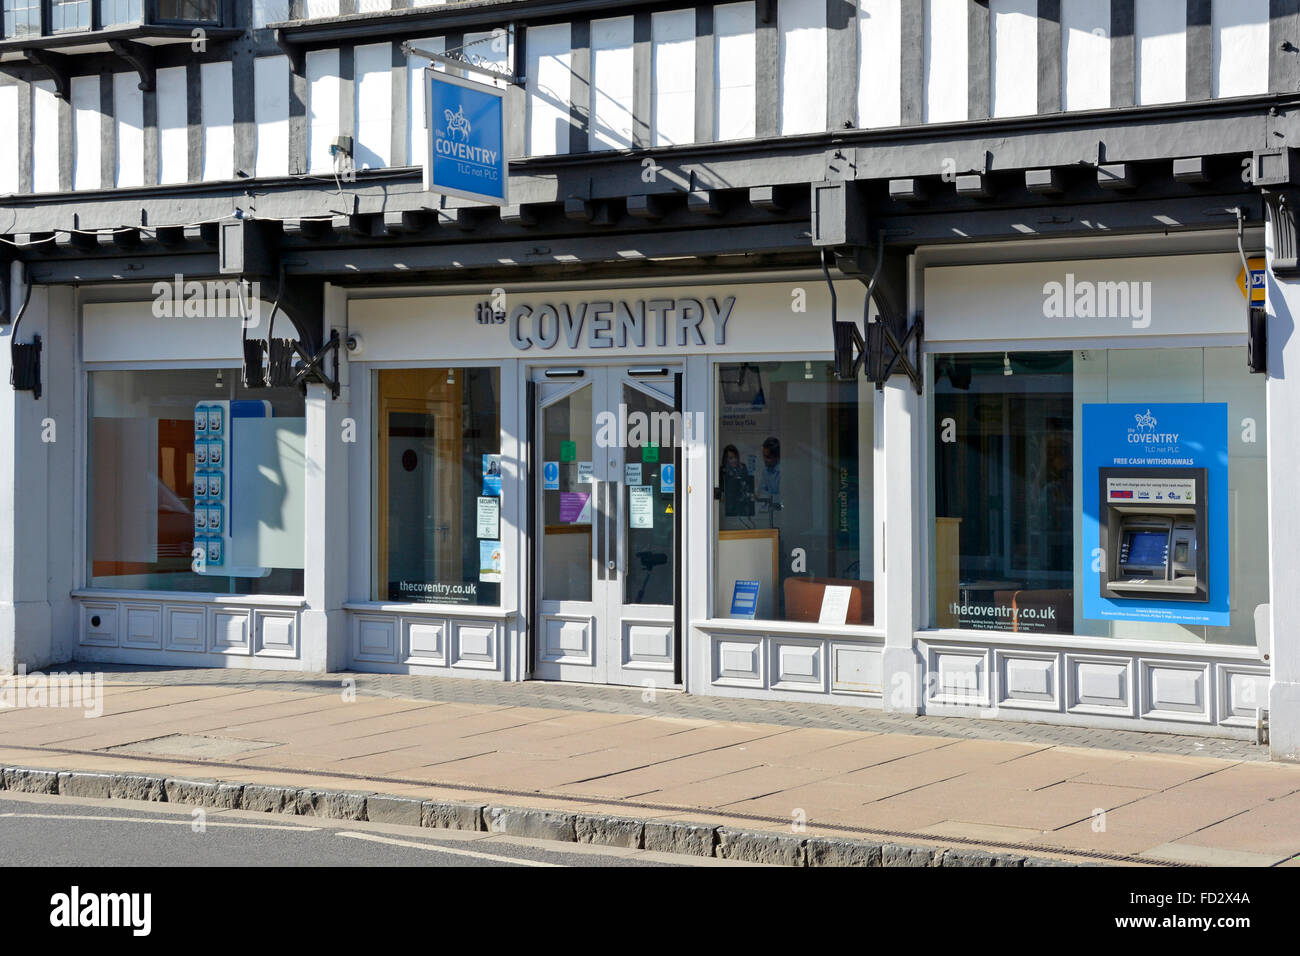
50;887;151;937
0;665;102;718
1042;274;1153;329
504;295;735;351
433;137;499;169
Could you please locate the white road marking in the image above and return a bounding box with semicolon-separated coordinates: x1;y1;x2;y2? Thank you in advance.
0;812;317;831
336;830;565;866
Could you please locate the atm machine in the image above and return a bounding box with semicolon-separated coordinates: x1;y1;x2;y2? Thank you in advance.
1098;467;1208;604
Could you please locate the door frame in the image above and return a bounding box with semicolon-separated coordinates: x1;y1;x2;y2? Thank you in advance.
527;361;684;686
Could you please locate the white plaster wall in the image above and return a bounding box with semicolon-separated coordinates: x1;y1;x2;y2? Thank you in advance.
652;9;696;146
0;85;16;194
407;37;445;171
857;0;901;129
715;1;756;140
778;0;827;135
1062;0;1111;111
307;49;341;174
201;61;234;181
1211;0;1268;98
527;23;573;156
354;42;393;170
31;80;59;193
1136;0;1186;106
924;0;968;123
591;16;635;150
254;55;290;178
303;0;339;17
156;65;189;185
71;75;101;191
113;73;143;188
991;0;1038;118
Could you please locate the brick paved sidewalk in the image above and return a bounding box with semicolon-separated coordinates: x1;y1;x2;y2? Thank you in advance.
0;665;1296;866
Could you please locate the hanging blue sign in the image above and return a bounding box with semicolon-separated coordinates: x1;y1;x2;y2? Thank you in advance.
1081;403;1229;627
425;70;507;205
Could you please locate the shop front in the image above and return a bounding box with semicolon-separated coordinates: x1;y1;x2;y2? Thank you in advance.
53;239;1273;742
914;240;1271;736
342;275;880;689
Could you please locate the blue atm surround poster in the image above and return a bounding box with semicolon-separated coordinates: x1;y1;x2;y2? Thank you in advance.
425;70;507;205
1082;402;1229;627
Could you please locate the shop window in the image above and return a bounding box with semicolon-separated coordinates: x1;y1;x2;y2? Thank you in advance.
373;367;502;606
87;369;306;594
714;361;875;625
931;347;1267;646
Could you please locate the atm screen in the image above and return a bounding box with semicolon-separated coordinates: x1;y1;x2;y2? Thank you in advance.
1126;531;1167;567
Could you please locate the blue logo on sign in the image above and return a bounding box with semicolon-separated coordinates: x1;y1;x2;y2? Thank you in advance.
543;461;559;490
428;74;505;202
660;463;676;494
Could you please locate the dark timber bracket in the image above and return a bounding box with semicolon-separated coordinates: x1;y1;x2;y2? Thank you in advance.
107;39;157;93
21;49;72;101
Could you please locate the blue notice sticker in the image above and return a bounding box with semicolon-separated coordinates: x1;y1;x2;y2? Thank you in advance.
730;580;760;619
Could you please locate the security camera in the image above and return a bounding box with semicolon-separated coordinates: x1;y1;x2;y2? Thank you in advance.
345;332;363;355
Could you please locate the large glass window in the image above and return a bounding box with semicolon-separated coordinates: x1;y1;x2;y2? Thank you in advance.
931;347;1267;645
2;0;40;38
88;369;306;594
50;0;90;31
714;360;875;625
373;367;502;606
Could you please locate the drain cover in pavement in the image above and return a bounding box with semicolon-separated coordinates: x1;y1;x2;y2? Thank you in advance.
107;734;278;759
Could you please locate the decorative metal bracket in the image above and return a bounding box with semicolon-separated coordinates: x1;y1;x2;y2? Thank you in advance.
403;34;520;85
290;329;341;399
823;235;923;394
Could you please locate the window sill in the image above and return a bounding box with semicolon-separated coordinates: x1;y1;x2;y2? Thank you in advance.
691;618;884;640
73;588;307;608
345;601;518;620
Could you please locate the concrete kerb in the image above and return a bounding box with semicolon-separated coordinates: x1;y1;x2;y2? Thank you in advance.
0;764;1089;867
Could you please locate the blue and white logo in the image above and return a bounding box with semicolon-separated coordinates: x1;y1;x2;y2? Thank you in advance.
660;463;676;495
426;72;506;204
543;461;559;491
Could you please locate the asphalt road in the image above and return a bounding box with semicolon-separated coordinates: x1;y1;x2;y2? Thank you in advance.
0;793;717;867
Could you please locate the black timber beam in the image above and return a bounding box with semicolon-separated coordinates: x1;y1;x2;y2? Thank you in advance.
0;92;1295;234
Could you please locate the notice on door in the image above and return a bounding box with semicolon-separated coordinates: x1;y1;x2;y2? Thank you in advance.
559;491;592;524
629;485;654;529
476;496;500;539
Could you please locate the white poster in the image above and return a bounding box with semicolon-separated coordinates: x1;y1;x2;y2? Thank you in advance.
476;496;500;539
629;485;654;529
624;462;642;485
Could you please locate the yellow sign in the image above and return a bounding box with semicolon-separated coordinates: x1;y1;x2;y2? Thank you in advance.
1237;257;1266;303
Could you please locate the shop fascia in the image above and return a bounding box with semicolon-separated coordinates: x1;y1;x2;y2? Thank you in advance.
497;295;736;351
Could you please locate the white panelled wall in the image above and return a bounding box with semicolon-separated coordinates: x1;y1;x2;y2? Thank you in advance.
2;2;1278;191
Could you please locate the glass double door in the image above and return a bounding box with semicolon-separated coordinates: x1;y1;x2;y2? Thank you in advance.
533;366;679;685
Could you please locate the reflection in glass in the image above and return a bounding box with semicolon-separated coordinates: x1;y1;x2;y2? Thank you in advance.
541;385;593;602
